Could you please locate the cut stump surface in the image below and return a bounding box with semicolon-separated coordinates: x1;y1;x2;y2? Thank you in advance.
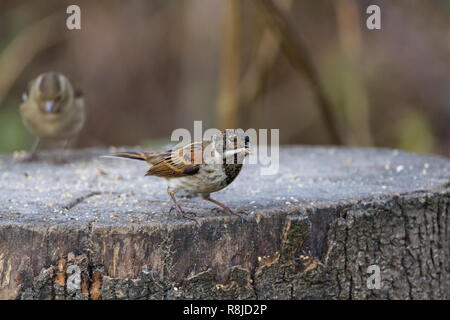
0;146;449;299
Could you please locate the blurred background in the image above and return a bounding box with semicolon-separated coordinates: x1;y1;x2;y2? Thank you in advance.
0;0;449;156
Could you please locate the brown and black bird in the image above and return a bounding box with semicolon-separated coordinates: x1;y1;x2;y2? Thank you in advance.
106;129;251;218
20;72;85;160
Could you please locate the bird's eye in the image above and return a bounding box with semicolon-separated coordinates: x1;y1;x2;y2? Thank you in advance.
245;136;250;144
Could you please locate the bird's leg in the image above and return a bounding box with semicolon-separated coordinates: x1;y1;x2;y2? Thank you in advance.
167;190;200;224
56;139;70;163
167;189;199;220
202;194;247;220
62;139;69;152
168;190;185;216
24;137;40;161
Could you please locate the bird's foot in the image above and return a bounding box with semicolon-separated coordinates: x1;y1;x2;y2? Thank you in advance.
53;156;69;164
201;195;249;222
23;152;38;162
223;207;249;222
169;206;200;224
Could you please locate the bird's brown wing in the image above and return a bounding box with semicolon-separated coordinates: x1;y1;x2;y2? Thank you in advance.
145;142;203;178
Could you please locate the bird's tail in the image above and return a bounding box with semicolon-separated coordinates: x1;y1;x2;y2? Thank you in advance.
103;151;165;164
107;152;147;161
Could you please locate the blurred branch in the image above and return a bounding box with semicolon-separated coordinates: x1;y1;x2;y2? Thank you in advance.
216;0;241;129
239;0;293;108
335;0;373;146
252;0;343;145
0;12;65;105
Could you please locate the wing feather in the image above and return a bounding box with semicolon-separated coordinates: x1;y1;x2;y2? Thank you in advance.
145;142;204;178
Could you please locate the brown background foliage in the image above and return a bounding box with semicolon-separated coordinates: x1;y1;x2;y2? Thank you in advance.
0;0;449;156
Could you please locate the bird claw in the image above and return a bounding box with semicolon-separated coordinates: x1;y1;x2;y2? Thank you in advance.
169;206;200;224
224;208;249;222
168;206;181;216
23;153;38;162
54;156;69;164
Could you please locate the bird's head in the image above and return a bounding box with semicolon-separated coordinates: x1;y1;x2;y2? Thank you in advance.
210;129;251;164
33;72;72;114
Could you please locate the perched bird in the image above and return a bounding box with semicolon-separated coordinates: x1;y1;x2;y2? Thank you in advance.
106;129;251;219
20;72;85;161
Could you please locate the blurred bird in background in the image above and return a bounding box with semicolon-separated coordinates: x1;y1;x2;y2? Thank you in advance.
19;72;85;161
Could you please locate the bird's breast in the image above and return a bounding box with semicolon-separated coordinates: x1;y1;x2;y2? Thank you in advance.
20;99;85;139
167;164;230;194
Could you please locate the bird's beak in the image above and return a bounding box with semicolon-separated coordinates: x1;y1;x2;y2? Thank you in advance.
44;101;56;113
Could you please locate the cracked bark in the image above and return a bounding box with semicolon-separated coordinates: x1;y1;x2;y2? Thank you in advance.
63;192;102;211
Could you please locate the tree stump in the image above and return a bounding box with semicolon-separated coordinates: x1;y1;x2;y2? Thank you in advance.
0;147;448;299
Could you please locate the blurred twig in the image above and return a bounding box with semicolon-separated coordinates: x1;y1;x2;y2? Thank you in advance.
239;0;293;108
0;12;65;105
252;0;343;145
216;0;241;129
335;0;373;146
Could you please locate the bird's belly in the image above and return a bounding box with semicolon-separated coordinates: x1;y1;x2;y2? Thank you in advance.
21;106;84;139
167;167;227;194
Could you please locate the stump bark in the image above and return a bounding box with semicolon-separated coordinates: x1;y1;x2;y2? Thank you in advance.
0;147;448;299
